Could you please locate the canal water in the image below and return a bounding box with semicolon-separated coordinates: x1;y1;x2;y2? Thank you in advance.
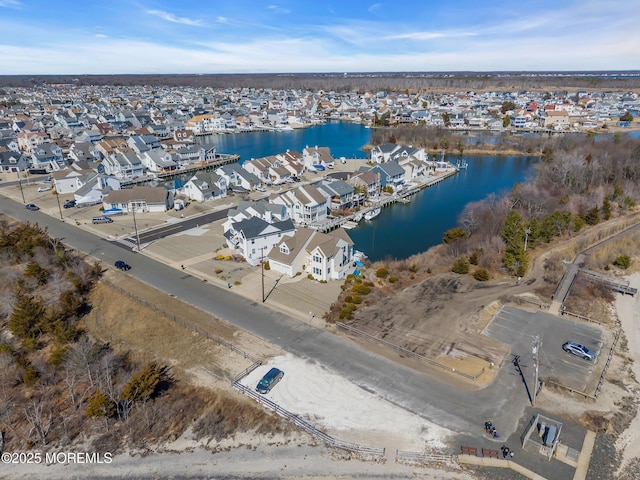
199;122;538;261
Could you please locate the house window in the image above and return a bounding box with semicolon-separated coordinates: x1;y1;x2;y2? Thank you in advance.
313;255;322;263
280;245;289;254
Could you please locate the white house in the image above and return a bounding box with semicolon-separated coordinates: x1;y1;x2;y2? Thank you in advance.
270;184;329;225
182;172;228;202
224;216;296;266
52;169;121;195
141;150;177;172
268;227;354;281
72;174;122;206
301;146;335;169
222;199;289;233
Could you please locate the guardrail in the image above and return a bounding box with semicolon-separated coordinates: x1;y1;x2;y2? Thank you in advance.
337;322;485;381
396;449;455;465
232;381;385;459
102;280;262;364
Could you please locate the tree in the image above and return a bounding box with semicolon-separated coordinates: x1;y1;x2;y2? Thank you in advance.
86;389;116;429
614;255;631;269
443;227;467;244
620;112;633;122
503;115;510;128
451;257;470;274
473;268;491;281
442;112;451;127
602;198;612;220
8;295;46;350
501;101;517;114
120;362;166;404
584;206;600;226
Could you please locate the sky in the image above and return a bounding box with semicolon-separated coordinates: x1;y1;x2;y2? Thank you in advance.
0;0;639;74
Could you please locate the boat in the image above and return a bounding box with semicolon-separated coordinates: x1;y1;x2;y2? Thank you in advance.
364;207;381;220
353;212;364;222
456;159;469;169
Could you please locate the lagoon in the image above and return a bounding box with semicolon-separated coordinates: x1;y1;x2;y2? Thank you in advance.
200;122;537;262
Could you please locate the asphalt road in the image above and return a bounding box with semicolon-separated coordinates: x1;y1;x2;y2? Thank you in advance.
1;194;534;438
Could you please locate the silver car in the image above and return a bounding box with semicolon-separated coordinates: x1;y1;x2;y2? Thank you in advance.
563;341;596;361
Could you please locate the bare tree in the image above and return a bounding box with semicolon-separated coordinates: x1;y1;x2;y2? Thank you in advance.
24;398;53;446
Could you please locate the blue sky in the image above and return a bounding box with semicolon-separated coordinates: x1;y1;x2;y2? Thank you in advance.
0;0;638;74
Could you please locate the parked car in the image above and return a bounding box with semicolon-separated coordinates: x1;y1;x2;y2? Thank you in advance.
92;215;113;224
562;341;596;361
43;177;52;184
37;186;50;192
25;203;39;211
256;367;284;394
256;185;266;192
63;199;76;208
114;260;131;271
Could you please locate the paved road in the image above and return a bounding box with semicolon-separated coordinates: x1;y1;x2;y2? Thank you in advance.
1;194;532;438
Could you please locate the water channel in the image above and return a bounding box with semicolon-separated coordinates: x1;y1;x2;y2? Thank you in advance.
198;122;539;261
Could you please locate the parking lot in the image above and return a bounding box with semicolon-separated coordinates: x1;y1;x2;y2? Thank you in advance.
485;305;612;394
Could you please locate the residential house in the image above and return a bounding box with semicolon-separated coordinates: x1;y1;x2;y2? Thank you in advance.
544;110;570;128
271;184;329;225
268;227;354;281
397;155;428;182
0;150;29;173
17;131;49;153
316;179;354;210
127;134;161;154
182;172;227;202
72;174;121;206
141;150;177;172
301;146;335;169
224;216;296;265
370;142;400;163
31;143;66;171
102;186;174;213
216;163;261;191
100;151;144;178
370;160;405;190
348;170;381;199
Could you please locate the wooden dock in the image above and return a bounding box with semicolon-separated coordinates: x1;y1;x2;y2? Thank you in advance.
121;154;239;187
314;169;457;233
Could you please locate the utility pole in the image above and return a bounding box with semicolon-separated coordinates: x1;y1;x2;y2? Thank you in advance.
17;170;25;203
131;201;141;251
532;336;541;406
524;227;531;252
261;245;265;303
55;192;63;220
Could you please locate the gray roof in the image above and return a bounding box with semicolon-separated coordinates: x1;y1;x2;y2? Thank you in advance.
376;160;404;177
232;216;295;241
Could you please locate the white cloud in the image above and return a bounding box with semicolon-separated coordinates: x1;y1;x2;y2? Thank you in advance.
145;9;205;27
95;34;108;38
368;3;383;14
0;0;21;8
267;5;290;14
388;31;477;41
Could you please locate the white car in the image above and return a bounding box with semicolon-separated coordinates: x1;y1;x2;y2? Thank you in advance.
256;185;266;192
37;186;50;192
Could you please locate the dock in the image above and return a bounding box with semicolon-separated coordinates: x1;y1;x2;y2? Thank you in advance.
313;169;458;233
121;154;240;187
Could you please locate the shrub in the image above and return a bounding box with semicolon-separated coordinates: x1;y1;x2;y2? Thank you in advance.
443;227;467;244
614;255;631;269
351;294;362;304
234;280;241;286
388;276;398;283
352;283;371;295
214;268;223;274
408;264;418;273
263;261;270;270
49;344;67;366
344;295;353;303
376;267;389;279
307;274;314;280
451;257;470;274
473;268;491;281
469;251;479;265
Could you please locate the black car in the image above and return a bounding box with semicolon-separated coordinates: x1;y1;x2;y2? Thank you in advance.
63;199;76;208
114;260;131;271
25;203;39;211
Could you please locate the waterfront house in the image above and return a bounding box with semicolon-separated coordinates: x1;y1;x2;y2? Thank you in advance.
182;172;228;202
268;227;354;281
348;170;381;200
397;155;428;181
271;184;329;225
102;186;174;213
224;199;289;231
302;146;335;170
316;179;354;210
141;150;178;172
243;155;281;183
370;142;400;163
224;216;296;266
216;163;261;191
127;134;162;154
100;151;144;178
370;160;405;190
